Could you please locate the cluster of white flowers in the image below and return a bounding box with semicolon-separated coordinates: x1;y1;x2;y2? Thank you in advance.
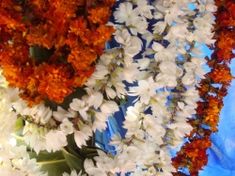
0;0;216;175
0;143;47;176
83;0;216;176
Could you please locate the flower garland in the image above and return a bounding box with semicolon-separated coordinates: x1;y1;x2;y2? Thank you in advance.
0;0;224;176
83;0;216;175
0;0;114;105
172;0;235;175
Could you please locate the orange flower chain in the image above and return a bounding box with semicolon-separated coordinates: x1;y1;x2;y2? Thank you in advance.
172;0;235;175
0;0;115;105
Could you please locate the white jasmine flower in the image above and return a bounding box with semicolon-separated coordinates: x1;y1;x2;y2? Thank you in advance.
125;103;141;122
122;64;140;83
92;112;108;131
159;61;178;75
114;29;131;46
92;120;106;132
129;77;157;104
177;104;197;118
53;107;76;122
183;87;200;105
167;122;193;145
182;73;195;86
0;103;17;143
153;21;167;34
152;43;177;62
137;58;150;70
143;115;165;144
164;24;189;42
124;36;143;57
84;159;107;176
192;13;215;44
164;5;185;24
114;2;138;24
60;118;74;135
135;0;154;19
70;98;89;120
191;58;206;78
153;11;164;20
22;103;52;125
205;2;217;12
74;125;92;148
105;87;116;99
0;144;47;176
142;31;154;47
111;80;127;98
115;29;142;56
100;101;119;114
87;92;103;109
23;124;48;154
92;64;109;80
128;16;148;35
156;61;183;87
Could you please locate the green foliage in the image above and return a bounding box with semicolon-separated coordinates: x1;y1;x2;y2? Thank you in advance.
14;117;24;131
28;149;83;176
26;134;100;176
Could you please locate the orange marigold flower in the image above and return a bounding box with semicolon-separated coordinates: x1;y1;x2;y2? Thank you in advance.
68;46;97;73
208;64;233;85
216;31;235;62
36;64;74;103
203;96;223;131
69;17;87;38
88;6;111;24
172;137;211;176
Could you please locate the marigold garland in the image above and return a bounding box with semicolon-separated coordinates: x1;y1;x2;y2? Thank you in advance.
0;0;115;105
172;0;235;175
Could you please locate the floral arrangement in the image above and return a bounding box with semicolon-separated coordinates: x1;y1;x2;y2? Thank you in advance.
173;0;235;175
0;0;234;176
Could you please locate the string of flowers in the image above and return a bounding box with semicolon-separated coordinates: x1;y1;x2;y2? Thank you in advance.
0;0;221;176
83;0;216;175
172;0;235;175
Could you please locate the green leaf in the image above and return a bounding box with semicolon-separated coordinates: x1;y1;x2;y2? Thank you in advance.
38;159;70;176
14;117;24;132
29;150;71;176
66;134;99;159
29;151;64;162
79;147;99;159
25;134;99;175
13;134;26;146
29;46;54;63
62;148;83;171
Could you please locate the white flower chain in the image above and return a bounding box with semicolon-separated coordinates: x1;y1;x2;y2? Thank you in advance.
83;0;216;176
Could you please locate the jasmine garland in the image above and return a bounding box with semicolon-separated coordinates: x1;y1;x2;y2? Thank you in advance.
0;0;216;176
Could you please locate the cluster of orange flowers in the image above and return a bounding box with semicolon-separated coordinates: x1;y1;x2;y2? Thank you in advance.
172;0;235;175
0;0;115;105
